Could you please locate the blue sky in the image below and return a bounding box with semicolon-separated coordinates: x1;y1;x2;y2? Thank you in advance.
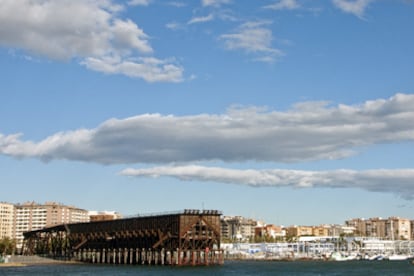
1;0;414;226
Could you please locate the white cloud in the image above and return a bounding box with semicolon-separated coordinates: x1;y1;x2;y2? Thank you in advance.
120;165;414;199
219;21;284;63
202;0;232;7
82;56;184;83
264;0;301;10
111;19;152;54
188;14;215;24
332;0;374;18
128;0;152;6
0;0;183;82
0;0;119;60
1;93;414;164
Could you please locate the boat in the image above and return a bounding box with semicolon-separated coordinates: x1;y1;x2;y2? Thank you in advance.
388;254;410;261
330;252;357;261
387;220;412;261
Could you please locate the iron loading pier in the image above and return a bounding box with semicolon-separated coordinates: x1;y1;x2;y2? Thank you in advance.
23;209;223;266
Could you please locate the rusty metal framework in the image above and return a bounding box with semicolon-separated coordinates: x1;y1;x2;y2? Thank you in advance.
23;209;223;266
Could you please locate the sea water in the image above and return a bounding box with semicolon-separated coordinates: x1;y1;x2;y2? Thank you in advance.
1;260;414;276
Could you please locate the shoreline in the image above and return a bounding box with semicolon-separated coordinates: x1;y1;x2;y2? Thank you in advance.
0;262;27;267
1;256;83;268
0;260;83;267
2;256;413;268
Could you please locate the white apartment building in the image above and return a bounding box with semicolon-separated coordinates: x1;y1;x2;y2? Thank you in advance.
0;202;14;239
14;202;90;250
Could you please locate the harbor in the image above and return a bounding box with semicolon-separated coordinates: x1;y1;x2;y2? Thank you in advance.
222;238;414;261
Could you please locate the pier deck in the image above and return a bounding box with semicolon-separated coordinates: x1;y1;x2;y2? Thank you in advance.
23;209;223;266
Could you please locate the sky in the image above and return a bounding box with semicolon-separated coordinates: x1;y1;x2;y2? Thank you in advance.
1;0;414;226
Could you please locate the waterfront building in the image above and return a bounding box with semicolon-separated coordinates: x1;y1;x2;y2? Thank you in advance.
312;225;330;237
221;216;257;242
14;201;89;250
345;217;411;240
255;224;285;240
345;218;368;236
411;220;414;240
328;224;356;236
0;202;14;239
386;217;411;240
285;226;314;238
89;210;123;221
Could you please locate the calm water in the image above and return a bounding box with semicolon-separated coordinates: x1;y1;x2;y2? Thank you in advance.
1;261;414;276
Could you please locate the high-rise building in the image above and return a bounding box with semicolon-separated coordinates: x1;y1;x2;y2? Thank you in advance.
345;217;411;240
221;216;257;241
0;202;14;239
14;201;89;250
386;217;411;240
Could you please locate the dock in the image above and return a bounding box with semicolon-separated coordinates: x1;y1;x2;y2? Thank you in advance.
22;209;223;266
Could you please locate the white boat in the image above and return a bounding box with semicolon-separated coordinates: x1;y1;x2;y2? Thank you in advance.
387;221;411;261
331;252;357;261
388;254;409;261
331;252;347;261
368;254;380;261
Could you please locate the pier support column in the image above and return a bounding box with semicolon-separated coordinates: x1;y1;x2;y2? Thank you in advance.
135;248;139;264
191;250;196;266
166;250;171;265
160;248;165;265
205;249;210;266
148;249;152;265
176;248;182;265
129;248;133;264
141;248;146;265
173;250;178;265
123;248;128;264
90;249;94;263
155;250;158;265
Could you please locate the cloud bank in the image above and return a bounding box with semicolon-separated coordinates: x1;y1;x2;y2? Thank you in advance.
0;93;413;164
0;0;183;82
120;165;414;199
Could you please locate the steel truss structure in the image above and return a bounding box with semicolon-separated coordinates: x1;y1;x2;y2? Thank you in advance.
23;209;223;266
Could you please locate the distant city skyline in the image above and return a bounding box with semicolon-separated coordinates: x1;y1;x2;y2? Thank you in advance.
1;0;414;226
3;200;413;231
